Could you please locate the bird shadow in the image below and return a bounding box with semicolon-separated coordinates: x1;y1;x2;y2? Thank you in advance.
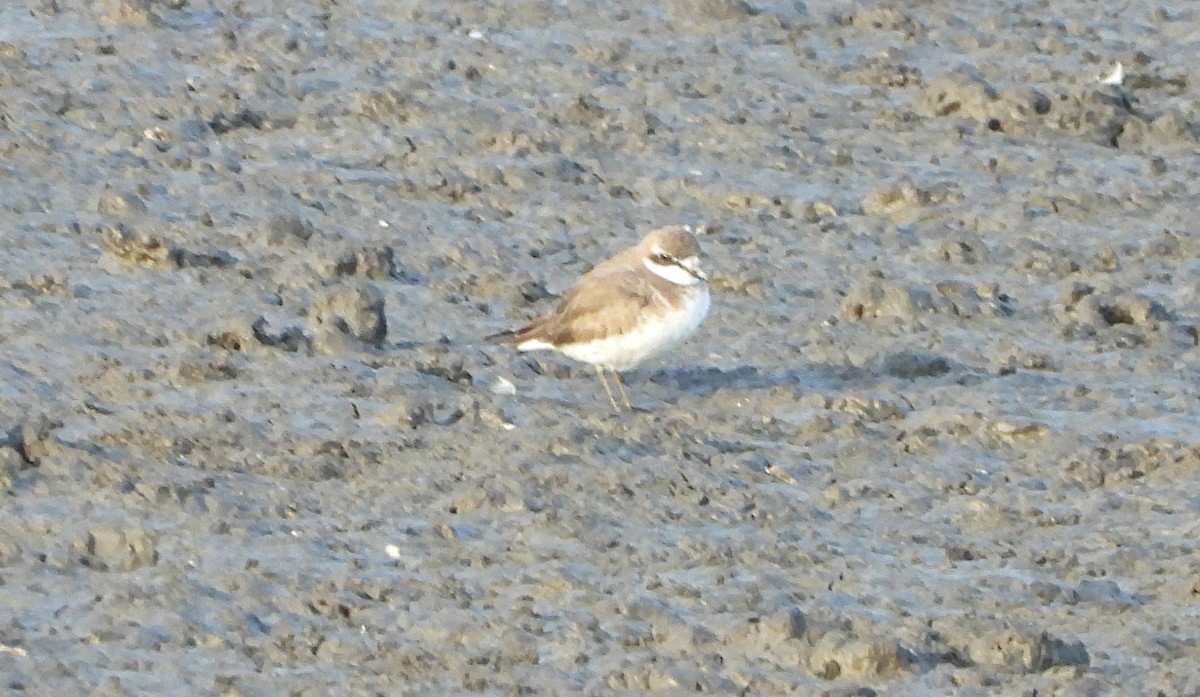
500;349;978;404
641;363;865;398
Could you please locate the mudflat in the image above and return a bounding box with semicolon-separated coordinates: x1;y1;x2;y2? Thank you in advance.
2;1;1199;694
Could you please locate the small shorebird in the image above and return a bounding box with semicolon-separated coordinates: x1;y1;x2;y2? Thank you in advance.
488;225;711;410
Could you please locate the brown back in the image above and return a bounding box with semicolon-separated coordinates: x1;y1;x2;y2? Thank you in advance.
511;267;676;346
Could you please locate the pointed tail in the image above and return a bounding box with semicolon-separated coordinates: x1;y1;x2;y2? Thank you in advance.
485;329;520;344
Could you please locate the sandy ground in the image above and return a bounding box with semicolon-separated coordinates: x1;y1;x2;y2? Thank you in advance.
2;0;1200;694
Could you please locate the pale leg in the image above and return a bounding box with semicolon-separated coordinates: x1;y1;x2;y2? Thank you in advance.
594;365;620;411
611;370;632;410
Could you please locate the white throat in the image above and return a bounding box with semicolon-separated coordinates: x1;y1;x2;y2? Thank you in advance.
644;256;703;286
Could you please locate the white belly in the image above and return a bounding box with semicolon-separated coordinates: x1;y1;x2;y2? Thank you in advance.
556;287;710;371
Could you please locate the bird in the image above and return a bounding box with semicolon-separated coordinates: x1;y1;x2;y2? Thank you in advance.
488;224;711;410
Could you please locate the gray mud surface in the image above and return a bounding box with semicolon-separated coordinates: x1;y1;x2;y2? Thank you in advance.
2;0;1200;694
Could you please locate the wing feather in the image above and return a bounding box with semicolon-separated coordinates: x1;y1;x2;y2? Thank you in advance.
512;268;659;347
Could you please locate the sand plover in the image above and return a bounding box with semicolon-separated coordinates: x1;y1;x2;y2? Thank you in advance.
489;225;711;410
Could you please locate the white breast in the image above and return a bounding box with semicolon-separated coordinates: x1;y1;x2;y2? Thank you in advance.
557;286;710;371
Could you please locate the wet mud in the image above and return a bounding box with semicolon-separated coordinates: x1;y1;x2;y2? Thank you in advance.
2;0;1199;694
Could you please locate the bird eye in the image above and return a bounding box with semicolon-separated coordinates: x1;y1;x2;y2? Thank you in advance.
651;252;673;264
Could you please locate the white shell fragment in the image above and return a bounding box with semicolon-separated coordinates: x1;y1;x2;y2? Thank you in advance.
1097;62;1124;86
